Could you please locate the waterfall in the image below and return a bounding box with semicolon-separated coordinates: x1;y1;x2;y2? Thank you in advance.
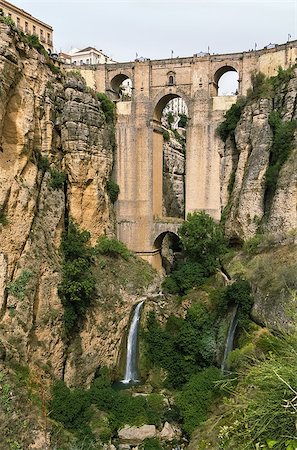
221;305;239;372
121;301;144;384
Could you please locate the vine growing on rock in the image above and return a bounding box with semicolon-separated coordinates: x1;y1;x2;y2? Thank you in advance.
264;111;297;213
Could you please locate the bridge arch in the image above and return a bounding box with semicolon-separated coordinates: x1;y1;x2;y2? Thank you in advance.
108;72;133;100
213;65;239;96
154;231;182;273
152;92;190;220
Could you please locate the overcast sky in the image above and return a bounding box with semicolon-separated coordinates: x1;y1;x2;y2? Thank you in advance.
10;0;297;62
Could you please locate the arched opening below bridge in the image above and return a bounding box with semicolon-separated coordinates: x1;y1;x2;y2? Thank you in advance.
154;232;183;274
110;74;133;101
213;66;239;96
153;94;188;220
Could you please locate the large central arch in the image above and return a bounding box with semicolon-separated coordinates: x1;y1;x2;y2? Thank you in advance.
152;91;190;220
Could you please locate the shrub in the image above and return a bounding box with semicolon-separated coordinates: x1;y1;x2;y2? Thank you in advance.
49;169;66;190
166;112;174;127
162;130;170;141
37;155;50;171
217;98;245;142
219;279;253;317
0;14;15;28
178;113;188;128
178;211;227;274
96;93;116;123
143;438;163;450
25;34;48;57
107;180;119;203
8;270;32;300
0;211;8;226
162;261;206;294
59;222;95;337
175;367;222;436
95;236;131;260
49;380;92;433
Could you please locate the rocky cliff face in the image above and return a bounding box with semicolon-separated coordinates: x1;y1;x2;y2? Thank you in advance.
162;129;185;218
0;23;155;388
221;72;297;242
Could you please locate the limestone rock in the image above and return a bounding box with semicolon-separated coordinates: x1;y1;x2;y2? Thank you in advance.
159;421;182;441
118;425;157;444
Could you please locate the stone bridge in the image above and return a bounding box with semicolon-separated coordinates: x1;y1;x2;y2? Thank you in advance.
77;40;297;269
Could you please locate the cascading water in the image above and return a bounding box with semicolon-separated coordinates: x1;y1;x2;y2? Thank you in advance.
221;304;239;372
121;301;144;384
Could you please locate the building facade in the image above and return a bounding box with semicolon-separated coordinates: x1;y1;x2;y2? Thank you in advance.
0;0;53;51
60;47;116;65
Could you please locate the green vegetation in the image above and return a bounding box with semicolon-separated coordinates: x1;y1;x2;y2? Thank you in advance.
166;112;174;128
25;34;48;57
264;111;297;211
37;155;50;171
59;221;96;337
217;98;245;142
107;179;120;203
163;212;226;294
8;270;32;300
96;93;116;124
176;367;222;436
162;129;170;141
144;303;219;388
0;210;8;225
218;335;297;449
49;368;167;444
95;236;131;260
49;169;66;190
178;113;188;128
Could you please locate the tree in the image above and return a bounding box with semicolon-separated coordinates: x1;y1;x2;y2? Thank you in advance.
179;211;226;274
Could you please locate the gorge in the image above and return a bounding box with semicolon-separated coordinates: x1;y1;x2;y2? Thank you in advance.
0;17;297;450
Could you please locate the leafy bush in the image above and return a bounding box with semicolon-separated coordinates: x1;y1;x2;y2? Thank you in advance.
175;367;222;436
0;211;8;226
8;270;32;300
219;279;253;317
37;155;50;171
166;112;174;127
178;113;188;128
107;180;119;203
59;222;95;337
95;236;131;260
0;14;15;28
143;438;163;450
162;130;170;141
96;93;116;124
144;307;217;388
49;169;66;190
162;261;206;294
179;211;226;273
217;98;245;142
25;34;48;57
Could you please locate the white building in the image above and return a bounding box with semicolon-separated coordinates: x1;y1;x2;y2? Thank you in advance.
59;47;116;65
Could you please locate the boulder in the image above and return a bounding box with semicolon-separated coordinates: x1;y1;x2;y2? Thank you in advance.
118;424;156;444
159;421;182;441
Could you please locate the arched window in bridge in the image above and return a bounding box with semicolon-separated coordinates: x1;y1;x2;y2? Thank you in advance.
167;71;176;86
214;66;239;96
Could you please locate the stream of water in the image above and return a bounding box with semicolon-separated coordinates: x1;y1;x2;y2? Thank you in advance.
121;301;144;384
221;304;239;372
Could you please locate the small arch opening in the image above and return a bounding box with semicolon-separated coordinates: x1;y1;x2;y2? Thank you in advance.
110;73;133;101
154;232;182;273
214;66;239;96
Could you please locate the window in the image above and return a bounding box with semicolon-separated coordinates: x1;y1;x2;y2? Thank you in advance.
80;60;83;65
16;17;20;28
33;25;36;35
47;33;50;43
168;75;174;85
25;21;28;33
86;59;89;64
